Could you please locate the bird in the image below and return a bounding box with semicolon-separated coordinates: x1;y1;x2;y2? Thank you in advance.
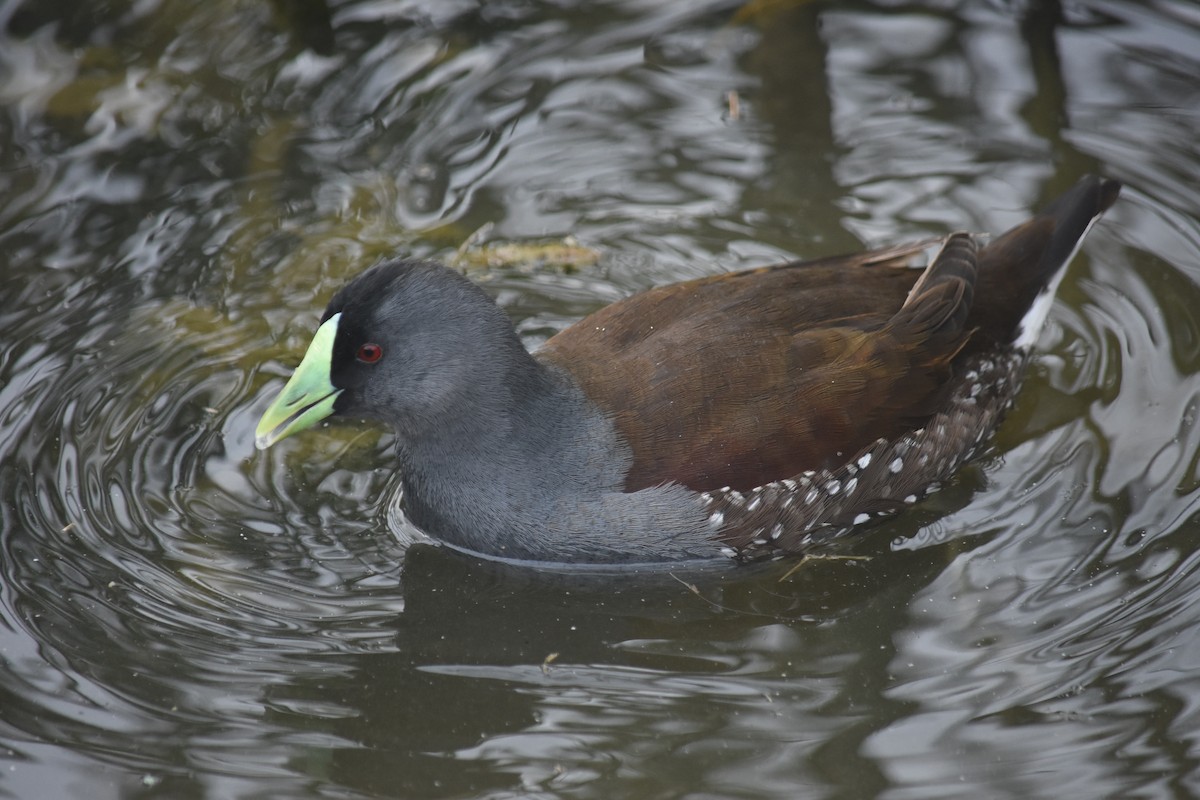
255;175;1121;566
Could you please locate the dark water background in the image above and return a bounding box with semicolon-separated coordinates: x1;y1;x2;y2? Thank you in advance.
2;0;1200;797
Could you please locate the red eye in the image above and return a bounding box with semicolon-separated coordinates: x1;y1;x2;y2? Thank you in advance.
356;343;383;364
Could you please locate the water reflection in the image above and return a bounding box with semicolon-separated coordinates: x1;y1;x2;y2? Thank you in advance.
1;0;1200;798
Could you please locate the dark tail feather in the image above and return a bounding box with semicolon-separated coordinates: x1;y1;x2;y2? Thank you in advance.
973;174;1122;348
1030;175;1122;281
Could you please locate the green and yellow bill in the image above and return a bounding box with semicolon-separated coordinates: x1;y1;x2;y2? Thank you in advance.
255;313;342;449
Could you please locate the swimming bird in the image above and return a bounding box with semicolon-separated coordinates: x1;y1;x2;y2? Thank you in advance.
256;175;1121;565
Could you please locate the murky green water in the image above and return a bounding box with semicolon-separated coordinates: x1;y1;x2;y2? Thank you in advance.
2;0;1200;797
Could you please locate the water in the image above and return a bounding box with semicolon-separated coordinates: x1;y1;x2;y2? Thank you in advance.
2;0;1199;797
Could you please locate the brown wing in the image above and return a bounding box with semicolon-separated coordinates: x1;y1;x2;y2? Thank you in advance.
537;239;976;492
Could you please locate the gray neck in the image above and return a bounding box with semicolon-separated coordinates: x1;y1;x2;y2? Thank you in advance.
394;358;713;564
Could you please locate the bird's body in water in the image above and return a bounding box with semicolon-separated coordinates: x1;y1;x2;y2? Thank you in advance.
256;175;1121;566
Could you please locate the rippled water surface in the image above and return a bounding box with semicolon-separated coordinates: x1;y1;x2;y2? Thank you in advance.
2;0;1200;797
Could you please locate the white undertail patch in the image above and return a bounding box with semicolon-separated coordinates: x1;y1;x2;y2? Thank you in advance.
1012;214;1101;350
